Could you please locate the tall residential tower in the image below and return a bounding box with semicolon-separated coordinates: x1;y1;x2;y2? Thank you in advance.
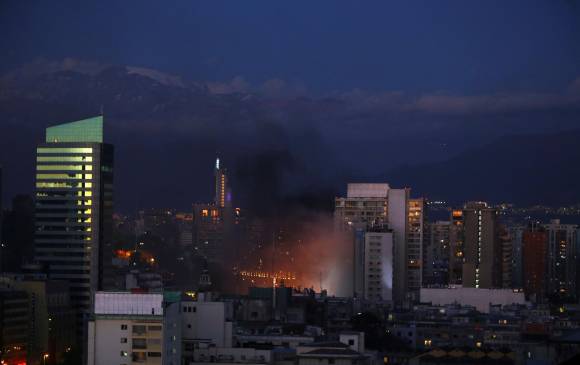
462;202;501;289
334;183;424;304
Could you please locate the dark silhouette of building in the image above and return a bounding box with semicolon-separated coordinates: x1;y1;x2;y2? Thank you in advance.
462;202;501;289
0;195;35;272
523;223;548;302
448;209;464;285
0;288;30;364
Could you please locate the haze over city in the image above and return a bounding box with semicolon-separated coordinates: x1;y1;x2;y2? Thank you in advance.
2;2;580;365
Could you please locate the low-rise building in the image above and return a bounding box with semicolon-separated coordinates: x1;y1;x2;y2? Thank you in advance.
87;292;164;365
420;287;526;313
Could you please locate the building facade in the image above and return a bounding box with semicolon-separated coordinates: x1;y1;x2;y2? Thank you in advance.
423;221;450;287
335;184;423;304
363;229;394;301
509;226;524;290
214;157;230;209
448;210;464;285
87;292;164;365
33;116;114;333
462;202;501;289
0;288;30;365
522;223;548;302
544;219;578;299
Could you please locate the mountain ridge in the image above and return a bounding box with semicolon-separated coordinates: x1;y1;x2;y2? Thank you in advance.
382;129;580;206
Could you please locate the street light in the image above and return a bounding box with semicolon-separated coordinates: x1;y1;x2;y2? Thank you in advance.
43;353;49;365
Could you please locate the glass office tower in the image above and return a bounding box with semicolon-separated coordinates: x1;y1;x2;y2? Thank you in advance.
34;116;113;334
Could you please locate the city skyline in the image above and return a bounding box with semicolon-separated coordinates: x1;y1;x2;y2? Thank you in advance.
3;2;580;365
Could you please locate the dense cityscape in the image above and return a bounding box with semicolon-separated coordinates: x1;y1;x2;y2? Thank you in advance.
1;115;580;365
2;2;580;365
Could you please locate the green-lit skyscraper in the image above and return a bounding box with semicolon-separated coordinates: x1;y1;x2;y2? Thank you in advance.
34;116;113;335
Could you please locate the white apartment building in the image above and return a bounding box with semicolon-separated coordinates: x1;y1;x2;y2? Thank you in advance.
335;183;423;304
363;231;394;301
87;292;164;365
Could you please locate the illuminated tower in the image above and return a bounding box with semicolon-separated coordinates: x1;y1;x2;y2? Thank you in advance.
33;116;113;333
462;201;501;288
214;157;229;208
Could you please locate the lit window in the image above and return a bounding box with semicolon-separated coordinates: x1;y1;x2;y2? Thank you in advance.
37;147;93;154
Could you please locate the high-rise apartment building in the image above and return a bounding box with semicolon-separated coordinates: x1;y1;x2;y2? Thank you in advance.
462;202;501;289
499;226;513;288
362;228;394;301
522;223;547;302
448;210;464;285
509;226;524;290
334;184;389;231
335;184;389;299
34;116;113;330
335;184;423;304
193;158;238;268
192;204;226;264
423;221;451;286
406;198;424;299
544;219;577;299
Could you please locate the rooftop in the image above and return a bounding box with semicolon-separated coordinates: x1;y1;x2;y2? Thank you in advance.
46;115;103;143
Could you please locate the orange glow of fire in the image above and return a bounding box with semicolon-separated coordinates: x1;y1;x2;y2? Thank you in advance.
239;270;296;280
115;249;132;259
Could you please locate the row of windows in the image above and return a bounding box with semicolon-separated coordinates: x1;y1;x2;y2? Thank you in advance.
37;147;93;154
37;156;93;162
36;191;93;198
122;324;162;334
36;236;92;242
36;217;92;223
35;208;92;215
120;351;161;361
36;173;93;180
36;199;92;206
37;182;93;188
37;165;93;171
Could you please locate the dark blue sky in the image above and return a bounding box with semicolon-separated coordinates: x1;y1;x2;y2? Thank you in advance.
2;0;579;94
2;1;580;210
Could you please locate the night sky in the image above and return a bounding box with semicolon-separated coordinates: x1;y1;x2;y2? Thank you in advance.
1;1;580;211
2;1;580;93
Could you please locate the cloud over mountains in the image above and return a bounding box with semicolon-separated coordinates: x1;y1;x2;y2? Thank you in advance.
1;59;580;210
